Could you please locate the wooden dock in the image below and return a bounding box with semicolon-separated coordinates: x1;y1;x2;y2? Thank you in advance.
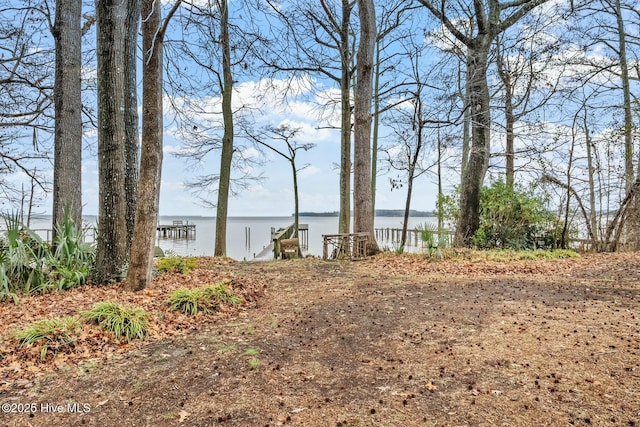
156;220;196;239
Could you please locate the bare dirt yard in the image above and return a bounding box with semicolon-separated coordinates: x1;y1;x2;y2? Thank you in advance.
0;252;639;427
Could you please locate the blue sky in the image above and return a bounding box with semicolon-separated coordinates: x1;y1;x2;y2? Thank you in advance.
78;75;446;217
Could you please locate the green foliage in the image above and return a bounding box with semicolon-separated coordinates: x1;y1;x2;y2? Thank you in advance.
14;316;81;360
82;302;148;342
156;255;198;274
480;249;579;262
415;222;449;259
166;280;242;315
49;207;95;289
441;180;557;250
0;209;95;300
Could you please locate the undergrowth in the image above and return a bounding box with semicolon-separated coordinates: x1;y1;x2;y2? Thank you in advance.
166;280;242;315
156;255;198;274
82;302;148;342
13;316;82;360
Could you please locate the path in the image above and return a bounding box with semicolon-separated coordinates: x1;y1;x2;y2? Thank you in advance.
1;254;639;426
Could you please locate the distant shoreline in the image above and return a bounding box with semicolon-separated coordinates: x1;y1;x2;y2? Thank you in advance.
297;210;435;217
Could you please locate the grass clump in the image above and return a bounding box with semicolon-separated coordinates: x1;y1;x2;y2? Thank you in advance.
480;249;579;262
14;316;81;360
166;280;242;315
155;255;198;274
82;302;148;342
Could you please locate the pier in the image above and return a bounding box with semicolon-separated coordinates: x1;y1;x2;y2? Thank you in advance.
156;220;196;239
253;223;309;260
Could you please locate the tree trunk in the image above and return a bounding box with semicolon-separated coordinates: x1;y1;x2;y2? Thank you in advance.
95;0;129;284
371;38;381;218
52;0;83;233
584;113;598;243
454;42;491;247
497;47;515;188
460;54;471;183
292;159;300;240
613;0;638;249
124;0;141;251
214;0;233;257
338;0;353;234
125;0;164;291
400;171;414;249
353;0;378;254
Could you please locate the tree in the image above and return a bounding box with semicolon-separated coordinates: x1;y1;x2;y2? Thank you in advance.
353;0;378;253
0;1;51;210
52;0;83;233
214;0;233;257
165;0;263;257
94;0;137;283
125;1;181;291
263;0;356;234
124;0;141;243
417;0;549;247
245;124;315;241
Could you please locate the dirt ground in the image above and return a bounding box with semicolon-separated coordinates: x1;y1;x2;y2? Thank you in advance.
0;252;639;427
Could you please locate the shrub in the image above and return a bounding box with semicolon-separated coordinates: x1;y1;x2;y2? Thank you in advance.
415;222;449;259
441;180;555;250
82;302;148;342
14;316;81;360
167;280;242;315
0;209;95;300
156;256;198;274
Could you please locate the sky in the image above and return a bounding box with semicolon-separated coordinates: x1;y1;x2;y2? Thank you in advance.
75;76;447;218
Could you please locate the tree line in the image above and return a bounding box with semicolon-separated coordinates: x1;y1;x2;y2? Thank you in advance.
0;0;638;290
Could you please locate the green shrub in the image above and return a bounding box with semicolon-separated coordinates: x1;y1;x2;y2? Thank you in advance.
82;302;148;342
0;209;94;300
156;256;198;274
14;316;81;360
415;222;449;259
166;280;242;315
441;180;556;250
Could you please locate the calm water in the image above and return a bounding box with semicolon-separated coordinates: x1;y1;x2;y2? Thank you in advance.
23;215;438;260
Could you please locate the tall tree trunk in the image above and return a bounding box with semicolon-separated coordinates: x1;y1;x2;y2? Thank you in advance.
613;0;638;249
215;0;233;257
497;45;515;188
124;0;141;250
52;0;83;232
584;113;598;243
95;0;129;283
454;42;491;247
353;0;378;253
437;129;444;231
338;0;353;234
460;53;471;183
371;37;381;218
292;159;300;240
125;0;172;291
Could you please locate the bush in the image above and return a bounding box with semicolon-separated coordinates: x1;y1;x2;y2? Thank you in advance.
14;316;81;360
167;280;242;315
441;180;556;250
82;302;148;342
0;209;95;300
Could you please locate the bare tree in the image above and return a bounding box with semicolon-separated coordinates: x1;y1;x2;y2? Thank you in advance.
417;0;550;247
244;124;315;241
125;1;181;291
262;0;356;234
353;0;378;253
0;1;51;210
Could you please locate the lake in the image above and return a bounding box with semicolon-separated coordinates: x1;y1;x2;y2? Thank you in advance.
22;215;439;261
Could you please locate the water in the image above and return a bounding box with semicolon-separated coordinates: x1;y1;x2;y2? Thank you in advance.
20;215;439;260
